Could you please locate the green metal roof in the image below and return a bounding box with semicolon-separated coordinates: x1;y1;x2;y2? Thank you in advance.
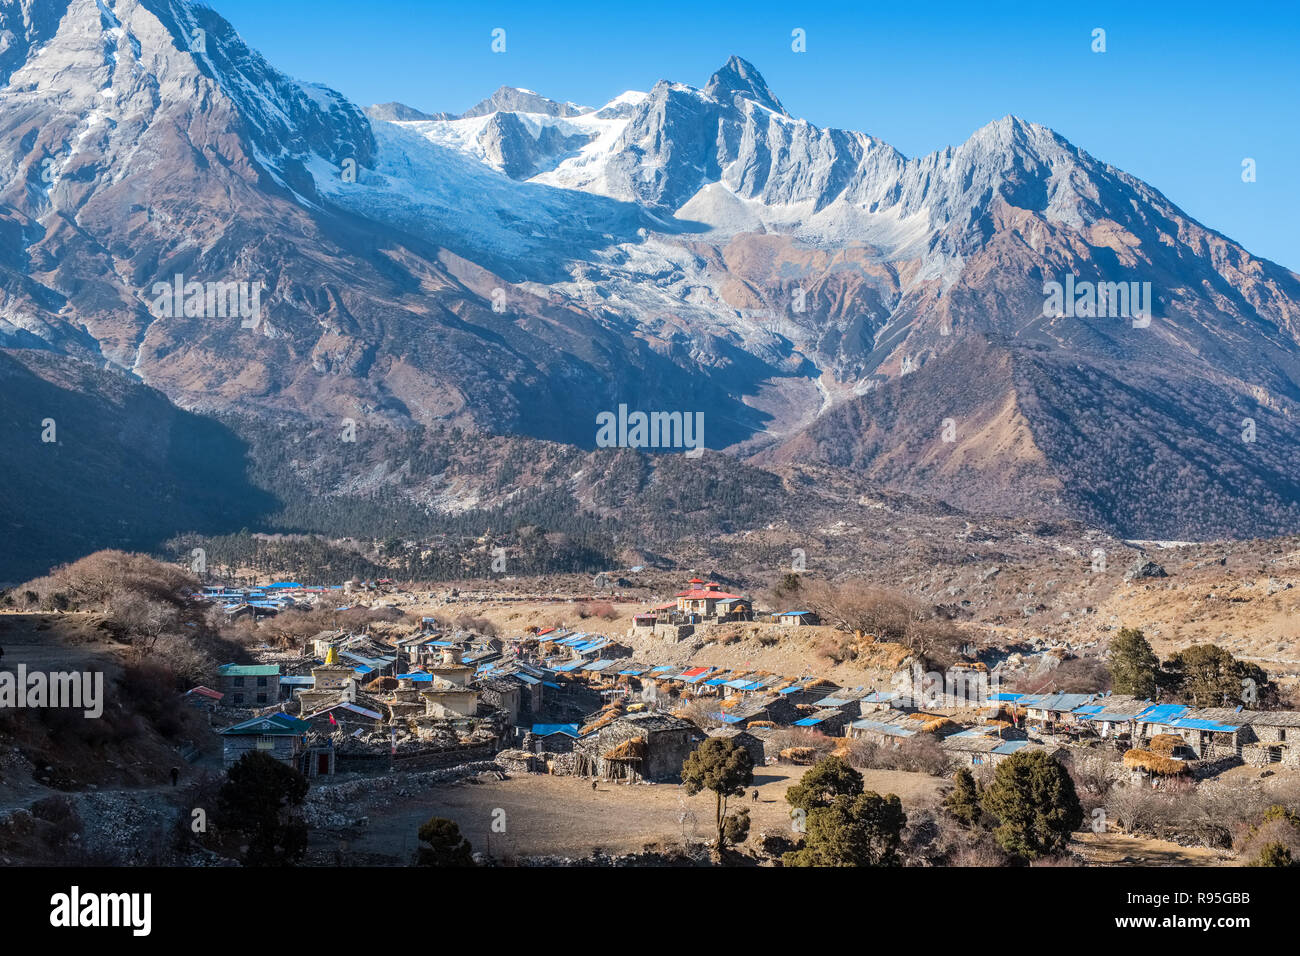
218;663;281;677
219;713;309;736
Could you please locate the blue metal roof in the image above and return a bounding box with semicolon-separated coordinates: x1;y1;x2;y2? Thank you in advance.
1170;717;1242;733
1139;704;1189;724
1025;693;1096;712
532;723;580;737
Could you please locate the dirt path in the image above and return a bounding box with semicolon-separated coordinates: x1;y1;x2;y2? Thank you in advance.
0;611;124;671
1073;831;1233;866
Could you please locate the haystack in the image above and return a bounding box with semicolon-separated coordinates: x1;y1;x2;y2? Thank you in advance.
780;746;818;765
1123;748;1190;776
1149;733;1184;756
603;736;647;761
910;713;956;734
579;703;625;735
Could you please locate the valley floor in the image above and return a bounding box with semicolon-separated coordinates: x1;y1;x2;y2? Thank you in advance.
309;766;946;863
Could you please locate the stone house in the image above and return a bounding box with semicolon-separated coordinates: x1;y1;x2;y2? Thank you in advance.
792;707;852;736
528;723;581;753
1241;711;1300;766
847;715;920;745
476;676;522;725
940;732;1058;769
707;726;767;767
295;658;358;714
640;580;752;638
671;579;750;622
417;645;478;718
1161;708;1300;766
421;676;478;719
217;663;281;708
303;700;385;735
776;610;819;626
1071;695;1154;741
218;712;309;769
1018;693;1098;733
717;694;800;727
574;713;702;781
182;685;223;710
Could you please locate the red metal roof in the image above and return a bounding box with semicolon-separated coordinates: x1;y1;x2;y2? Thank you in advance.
184;685;223;700
674;589;745;600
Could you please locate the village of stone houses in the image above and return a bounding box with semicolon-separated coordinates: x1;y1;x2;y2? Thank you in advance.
3;547;1300;870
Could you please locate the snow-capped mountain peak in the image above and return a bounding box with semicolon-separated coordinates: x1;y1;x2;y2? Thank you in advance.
703;54;789;116
5;5;1300;543
458;85;592;119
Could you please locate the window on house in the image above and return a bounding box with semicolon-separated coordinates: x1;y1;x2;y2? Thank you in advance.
233;677;244;687
257;676;268;687
1281;729;1287;742
256;735;275;750
256;693;267;704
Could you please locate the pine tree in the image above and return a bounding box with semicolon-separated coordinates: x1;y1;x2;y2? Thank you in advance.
943;767;983;827
980;751;1083;860
1108;627;1159;698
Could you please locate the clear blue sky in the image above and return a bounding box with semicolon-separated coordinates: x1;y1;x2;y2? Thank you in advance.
210;0;1299;269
